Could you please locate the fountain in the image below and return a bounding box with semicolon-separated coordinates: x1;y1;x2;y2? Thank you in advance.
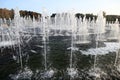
113;19;120;72
9;8;34;80
14;7;23;70
40;8;55;79
42;9;48;71
67;12;78;79
51;13;72;36
88;11;106;79
75;15;90;44
106;19;120;40
1;7;120;80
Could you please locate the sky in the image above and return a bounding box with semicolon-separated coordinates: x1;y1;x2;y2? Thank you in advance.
0;0;120;15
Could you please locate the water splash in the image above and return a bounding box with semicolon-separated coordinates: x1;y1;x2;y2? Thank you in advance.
10;67;33;80
67;68;78;78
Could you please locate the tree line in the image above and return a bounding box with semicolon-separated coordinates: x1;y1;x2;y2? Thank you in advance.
0;8;41;20
0;8;120;22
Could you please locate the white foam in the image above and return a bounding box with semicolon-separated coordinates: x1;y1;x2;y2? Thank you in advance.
80;42;120;55
0;41;17;47
67;68;78;78
10;67;33;80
